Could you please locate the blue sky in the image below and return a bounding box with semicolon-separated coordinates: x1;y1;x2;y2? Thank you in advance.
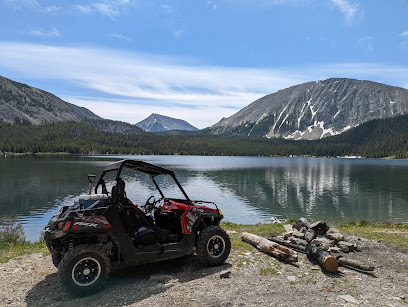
0;0;407;128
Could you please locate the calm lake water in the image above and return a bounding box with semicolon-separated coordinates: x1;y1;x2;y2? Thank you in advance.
1;155;408;241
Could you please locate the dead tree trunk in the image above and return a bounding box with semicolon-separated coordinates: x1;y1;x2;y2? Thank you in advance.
241;232;298;263
337;257;375;271
305;244;338;272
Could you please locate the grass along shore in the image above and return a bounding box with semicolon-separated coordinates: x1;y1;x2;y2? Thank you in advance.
1;221;407;264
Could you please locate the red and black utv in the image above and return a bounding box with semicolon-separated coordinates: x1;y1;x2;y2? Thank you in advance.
44;159;230;295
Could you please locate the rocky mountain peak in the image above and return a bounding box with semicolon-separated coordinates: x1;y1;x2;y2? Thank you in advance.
136;113;198;132
210;78;408;139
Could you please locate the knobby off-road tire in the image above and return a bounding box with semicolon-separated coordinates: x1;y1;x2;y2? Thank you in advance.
196;225;231;266
51;251;62;268
58;244;111;296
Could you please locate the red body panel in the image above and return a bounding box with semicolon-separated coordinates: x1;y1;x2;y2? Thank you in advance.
64;216;112;231
160;200;219;234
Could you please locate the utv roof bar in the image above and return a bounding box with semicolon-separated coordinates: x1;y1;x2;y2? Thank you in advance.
102;159;175;177
102;159;192;204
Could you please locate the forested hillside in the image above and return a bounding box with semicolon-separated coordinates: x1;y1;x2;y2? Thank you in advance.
83;118;146;135
0;114;407;158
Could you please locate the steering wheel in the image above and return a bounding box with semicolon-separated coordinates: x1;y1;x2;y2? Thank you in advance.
142;196;156;214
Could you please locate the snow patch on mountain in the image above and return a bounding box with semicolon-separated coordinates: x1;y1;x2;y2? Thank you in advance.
285;121;352;140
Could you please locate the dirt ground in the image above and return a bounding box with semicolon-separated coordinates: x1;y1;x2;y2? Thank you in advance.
0;235;407;306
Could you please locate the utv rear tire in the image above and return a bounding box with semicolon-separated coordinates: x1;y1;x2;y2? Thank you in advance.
196;225;231;266
58;244;111;296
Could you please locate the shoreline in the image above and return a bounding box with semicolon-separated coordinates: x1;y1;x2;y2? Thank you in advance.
2;151;408;160
2;221;408;262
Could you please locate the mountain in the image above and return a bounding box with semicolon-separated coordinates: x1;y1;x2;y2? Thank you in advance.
209;78;408;140
83;118;146;135
0;76;101;125
136;113;198;132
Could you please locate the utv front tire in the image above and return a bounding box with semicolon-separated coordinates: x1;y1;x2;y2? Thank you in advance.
51;251;62;268
196;225;231;266
58;244;111;295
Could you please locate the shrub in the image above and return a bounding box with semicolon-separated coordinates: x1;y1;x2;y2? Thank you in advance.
0;218;26;246
358;220;370;227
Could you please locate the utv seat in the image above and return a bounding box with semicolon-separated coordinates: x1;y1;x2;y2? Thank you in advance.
133;225;178;245
130;207;178;245
112;178;178;245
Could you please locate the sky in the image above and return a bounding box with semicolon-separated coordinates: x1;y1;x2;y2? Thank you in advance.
0;0;407;129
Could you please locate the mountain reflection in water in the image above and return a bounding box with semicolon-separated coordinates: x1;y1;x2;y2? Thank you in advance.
1;155;407;241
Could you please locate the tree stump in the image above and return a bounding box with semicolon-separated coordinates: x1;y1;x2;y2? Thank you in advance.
305;243;338;272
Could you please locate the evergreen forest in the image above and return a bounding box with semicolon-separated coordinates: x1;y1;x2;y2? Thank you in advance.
0;114;407;159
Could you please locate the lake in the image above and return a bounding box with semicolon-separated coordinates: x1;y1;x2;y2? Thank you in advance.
1;154;408;241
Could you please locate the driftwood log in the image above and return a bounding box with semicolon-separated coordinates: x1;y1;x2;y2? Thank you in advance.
337;256;375;271
265;235;306;253
241;232;298;262
305;244;338;272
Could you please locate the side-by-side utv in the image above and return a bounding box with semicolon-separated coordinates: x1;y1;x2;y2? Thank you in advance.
44;159;231;295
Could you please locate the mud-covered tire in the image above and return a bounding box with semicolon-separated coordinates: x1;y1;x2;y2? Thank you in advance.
196;225;231;266
58;244;111;295
51;251;61;268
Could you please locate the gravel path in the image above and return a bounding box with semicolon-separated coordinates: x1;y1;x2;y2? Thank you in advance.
0;235;407;306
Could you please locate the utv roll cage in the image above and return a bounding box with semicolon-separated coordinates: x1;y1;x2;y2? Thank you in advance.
94;159;192;204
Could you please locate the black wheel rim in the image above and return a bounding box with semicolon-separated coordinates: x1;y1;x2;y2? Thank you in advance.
72;257;101;287
207;235;225;258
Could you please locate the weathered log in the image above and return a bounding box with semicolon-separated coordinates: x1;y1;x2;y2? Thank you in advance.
337;256;375;272
265;235;306;253
305;243;338;272
241;232;298;262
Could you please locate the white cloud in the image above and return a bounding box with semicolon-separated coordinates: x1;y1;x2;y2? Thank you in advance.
112;33;131;41
93;2;119;17
226;0;312;8
207;0;217;10
0;42;407;128
62;96;234;128
4;0;62;12
331;0;360;27
356;35;373;53
42;5;62;13
161;4;176;14
73;4;93;14
30;27;61;38
173;30;184;38
3;0;40;9
400;30;408;48
0;42;298;127
73;0;137;18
